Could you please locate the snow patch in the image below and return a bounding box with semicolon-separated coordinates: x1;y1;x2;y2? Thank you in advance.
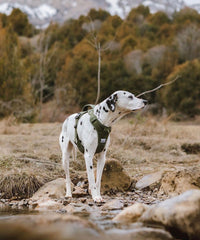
184;0;200;5
72;2;77;8
106;0;124;18
0;2;57;20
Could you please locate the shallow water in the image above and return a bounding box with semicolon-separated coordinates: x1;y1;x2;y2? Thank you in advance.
0;205;128;232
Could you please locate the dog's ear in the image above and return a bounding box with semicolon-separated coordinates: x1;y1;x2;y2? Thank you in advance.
106;94;118;112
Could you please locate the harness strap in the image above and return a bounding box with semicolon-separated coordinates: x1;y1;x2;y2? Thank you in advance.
88;109;111;153
74;111;87;154
74;107;111;154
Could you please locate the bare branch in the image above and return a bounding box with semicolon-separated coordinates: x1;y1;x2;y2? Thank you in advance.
136;75;181;98
95;42;101;105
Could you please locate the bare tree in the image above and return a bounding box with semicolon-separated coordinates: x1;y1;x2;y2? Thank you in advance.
31;33;57;121
86;19;114;105
175;24;200;61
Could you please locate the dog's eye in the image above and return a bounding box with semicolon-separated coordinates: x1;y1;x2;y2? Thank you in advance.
128;95;133;99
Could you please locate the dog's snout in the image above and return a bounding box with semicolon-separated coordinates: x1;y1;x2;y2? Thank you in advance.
143;99;148;105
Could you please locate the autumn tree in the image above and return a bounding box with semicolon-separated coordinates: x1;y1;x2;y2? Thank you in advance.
8;8;35;37
0;24;34;120
161;60;200;116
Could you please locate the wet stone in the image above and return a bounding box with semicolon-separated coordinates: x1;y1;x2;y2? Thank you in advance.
101;199;124;211
72;187;88;198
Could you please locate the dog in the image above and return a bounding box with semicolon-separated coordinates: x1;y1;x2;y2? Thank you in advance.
59;90;147;202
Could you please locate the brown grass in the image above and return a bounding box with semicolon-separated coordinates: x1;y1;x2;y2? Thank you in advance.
0;115;200;198
0;172;44;199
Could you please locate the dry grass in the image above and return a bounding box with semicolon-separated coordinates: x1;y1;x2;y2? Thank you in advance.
0;172;44;199
0;115;200;198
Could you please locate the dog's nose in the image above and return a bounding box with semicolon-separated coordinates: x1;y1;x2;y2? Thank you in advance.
143;99;148;105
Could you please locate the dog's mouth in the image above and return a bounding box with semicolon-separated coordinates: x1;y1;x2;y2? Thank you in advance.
132;105;145;112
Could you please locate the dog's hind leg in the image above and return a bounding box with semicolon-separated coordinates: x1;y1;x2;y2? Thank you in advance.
59;133;73;198
72;147;77;162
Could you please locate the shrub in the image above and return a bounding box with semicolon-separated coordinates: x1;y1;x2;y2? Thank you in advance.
161;60;200;116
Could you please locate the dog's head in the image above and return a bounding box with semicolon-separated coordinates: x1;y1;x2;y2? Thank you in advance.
106;91;147;112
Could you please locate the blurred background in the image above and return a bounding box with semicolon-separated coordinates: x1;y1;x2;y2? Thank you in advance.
0;0;200;122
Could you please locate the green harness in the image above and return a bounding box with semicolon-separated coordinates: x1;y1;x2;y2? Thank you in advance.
74;105;111;154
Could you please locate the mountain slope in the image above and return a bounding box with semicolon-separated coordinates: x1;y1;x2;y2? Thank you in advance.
0;0;199;28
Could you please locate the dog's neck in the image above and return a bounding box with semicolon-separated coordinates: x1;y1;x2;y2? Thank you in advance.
93;99;129;127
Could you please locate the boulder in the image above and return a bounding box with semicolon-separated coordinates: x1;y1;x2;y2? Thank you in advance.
159;167;200;196
31;178;66;200
140;189;200;240
30;178;67;210
113;203;149;223
135;171;163;190
101;159;131;194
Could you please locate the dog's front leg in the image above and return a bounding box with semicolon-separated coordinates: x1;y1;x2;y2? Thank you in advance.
96;151;106;201
84;152;100;202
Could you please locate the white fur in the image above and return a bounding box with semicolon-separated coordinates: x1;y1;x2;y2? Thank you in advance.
59;90;146;202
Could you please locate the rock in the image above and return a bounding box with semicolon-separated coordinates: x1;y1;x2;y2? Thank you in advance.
62;204;75;214
72;186;87;198
108;226;174;240
0;214;102;240
101;199;124;211
113;203;149;223
140;189;200;240
135;171;163;190
159;167;200;196
101;159;132;194
30;178;68;210
31;178;66;200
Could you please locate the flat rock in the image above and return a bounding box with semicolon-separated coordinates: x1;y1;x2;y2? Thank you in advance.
135;171;163;190
140;189;200;240
101;159;132;194
0;213;102;240
101;199;124;211
113;202;149;223
108;227;174;240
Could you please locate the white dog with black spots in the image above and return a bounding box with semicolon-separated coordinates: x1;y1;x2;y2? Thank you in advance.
59;90;147;202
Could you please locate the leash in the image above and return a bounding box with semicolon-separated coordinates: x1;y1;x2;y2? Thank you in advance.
74;105;111;154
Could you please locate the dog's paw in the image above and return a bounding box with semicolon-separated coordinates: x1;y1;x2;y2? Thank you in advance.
65;194;72;199
93;196;105;203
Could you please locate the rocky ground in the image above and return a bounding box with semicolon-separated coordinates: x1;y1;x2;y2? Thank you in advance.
0;115;200;240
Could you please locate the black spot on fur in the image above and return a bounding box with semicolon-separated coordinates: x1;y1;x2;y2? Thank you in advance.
86;149;88;152
106;94;118;112
124;92;126;95
104;148;106;152
103;106;108;112
118;112;121;114
90;166;93;169
128;95;133;99
62;136;64;142
80;121;82;125
99;106;102;110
